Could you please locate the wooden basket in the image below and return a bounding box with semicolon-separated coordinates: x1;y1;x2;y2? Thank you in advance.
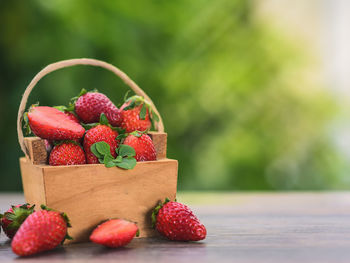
17;58;178;243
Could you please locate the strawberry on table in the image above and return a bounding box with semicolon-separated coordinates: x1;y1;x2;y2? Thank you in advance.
25;106;85;141
11;205;72;257
74;89;121;126
90;219;138;248
119;95;159;133
123;132;156;161
49;141;86;166
152;199;207;241
0;204;35;239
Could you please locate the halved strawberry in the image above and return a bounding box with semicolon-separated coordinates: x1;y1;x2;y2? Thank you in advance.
90;219;138;248
53;105;80;124
25;106;85;141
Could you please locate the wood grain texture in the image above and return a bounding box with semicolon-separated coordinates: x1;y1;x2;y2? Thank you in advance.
2;192;350;263
148;132;167;159
23;137;47;164
19;158;178;243
19;157;46;205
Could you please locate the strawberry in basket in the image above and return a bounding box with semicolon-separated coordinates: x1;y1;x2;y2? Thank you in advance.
123;132;156;161
24;106;85;141
83;114;119;164
49;141;86;166
119;95;159;133
74;89;122;127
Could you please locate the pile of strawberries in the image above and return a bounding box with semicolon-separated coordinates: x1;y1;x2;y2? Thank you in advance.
0;199;206;257
24;89;159;168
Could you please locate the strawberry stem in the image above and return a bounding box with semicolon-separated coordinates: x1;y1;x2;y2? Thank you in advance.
151;198;172;228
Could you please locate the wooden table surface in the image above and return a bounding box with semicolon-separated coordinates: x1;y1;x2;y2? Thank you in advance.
1;192;350;263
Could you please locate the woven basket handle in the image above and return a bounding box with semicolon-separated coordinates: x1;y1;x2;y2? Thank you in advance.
17;58;165;155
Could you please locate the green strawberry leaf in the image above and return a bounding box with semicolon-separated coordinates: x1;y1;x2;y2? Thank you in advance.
113;127;126;135
115;155;123;162
130;131;143;138
53;105;67;112
23;112;32;135
91;142;137;170
116;157;137;170
81;122;99;130
105;159;117;168
103;154;115;165
118;144;136;157
95;141;111;155
78;88;88;97
122;101;136;111
123;90;132;102
99;113;109;125
116;133;128;141
70;88;88;104
65;102;75;112
91;143;104;160
139;103;147;120
151;109;160;122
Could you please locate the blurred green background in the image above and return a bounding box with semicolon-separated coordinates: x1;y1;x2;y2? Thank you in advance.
1;0;349;191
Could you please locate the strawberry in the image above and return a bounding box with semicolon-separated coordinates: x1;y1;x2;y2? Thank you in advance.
90;219;138;248
49;141;86;166
74;90;121;126
64;111;80;124
53;105;80;124
25;106;85;141
84;125;119;164
1;204;35;239
152;199;206;241
120;105;151;133
123;132;156;161
119;96;152;133
11;206;71;257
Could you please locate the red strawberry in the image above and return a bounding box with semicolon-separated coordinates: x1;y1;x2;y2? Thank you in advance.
1;204;35;239
90;219;138;248
64;111;80;123
123;133;156;161
75;91;121;126
49;142;86;166
84;125;119;164
26;106;85;141
11;206;71;257
152;199;206;241
120;105;151;133
53;105;80;124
